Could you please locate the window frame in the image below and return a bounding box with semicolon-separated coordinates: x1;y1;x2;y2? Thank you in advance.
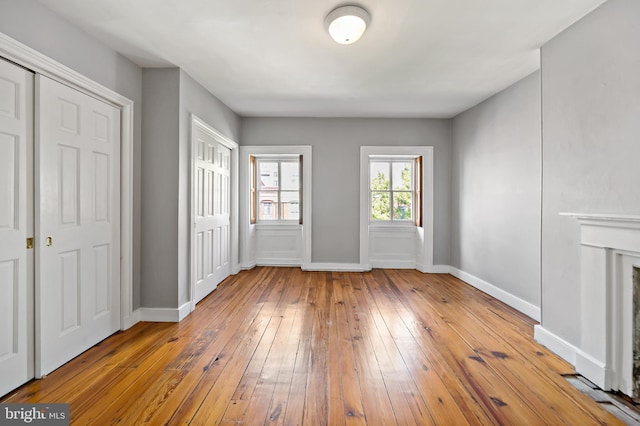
254;156;301;224
368;156;420;226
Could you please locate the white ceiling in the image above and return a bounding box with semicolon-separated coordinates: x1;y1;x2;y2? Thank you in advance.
37;0;606;118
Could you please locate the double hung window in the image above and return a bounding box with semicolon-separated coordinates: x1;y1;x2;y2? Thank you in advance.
254;158;301;222
369;157;422;225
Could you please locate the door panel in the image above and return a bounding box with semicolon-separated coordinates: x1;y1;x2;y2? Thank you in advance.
59;250;80;333
0;134;17;229
37;75;120;376
0;59;34;397
193;125;231;304
218;147;231;275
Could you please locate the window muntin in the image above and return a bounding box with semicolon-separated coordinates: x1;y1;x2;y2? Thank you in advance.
257;159;300;222
370;159;414;222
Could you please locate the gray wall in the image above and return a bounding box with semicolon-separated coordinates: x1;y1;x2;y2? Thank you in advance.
0;0;143;309
141;69;241;308
241;118;452;265
141;68;181;308
541;0;640;345
451;71;541;308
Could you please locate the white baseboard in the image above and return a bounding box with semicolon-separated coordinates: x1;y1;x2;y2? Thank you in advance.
448;267;541;321
575;348;607;389
417;264;451;274
240;262;257;270
533;325;577;366
255;259;301;267
178;301;192;321
139;301;192;322
370;260;416;269
302;263;372;272
122;309;141;330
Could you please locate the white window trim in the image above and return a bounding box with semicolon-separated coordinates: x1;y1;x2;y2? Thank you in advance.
255;156;301;223
254;223;302;231
369;156;416;225
359;146;434;271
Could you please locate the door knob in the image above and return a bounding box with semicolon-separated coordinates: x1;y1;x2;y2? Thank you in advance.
46;236;53;247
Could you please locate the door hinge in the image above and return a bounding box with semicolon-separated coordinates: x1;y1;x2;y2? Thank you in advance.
26;237;34;249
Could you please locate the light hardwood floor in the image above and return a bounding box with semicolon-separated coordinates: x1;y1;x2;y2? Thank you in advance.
1;267;622;425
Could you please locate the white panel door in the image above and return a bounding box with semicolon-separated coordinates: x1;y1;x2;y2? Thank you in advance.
0;59;34;396
193;125;231;303
37;76;120;376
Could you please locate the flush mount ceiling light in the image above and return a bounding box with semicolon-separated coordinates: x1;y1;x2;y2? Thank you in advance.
325;5;371;45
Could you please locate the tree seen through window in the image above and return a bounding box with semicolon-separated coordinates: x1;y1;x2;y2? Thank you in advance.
370;161;413;221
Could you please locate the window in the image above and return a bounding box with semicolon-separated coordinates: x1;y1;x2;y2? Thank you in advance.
255;158;301;222
369;157;422;225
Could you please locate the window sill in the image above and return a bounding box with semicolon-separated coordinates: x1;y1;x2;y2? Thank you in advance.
255;222;302;231
368;223;417;233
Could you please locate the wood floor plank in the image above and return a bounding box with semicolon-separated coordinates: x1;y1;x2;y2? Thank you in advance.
227;274;289;404
1;267;624;425
377;271;555;424
144;280;277;424
352;272;433;425
245;312;296;424
327;274;347;426
365;270;494;425
432;273;573;374
407;270;615;425
240;273;305;424
388;282;557;423
71;337;185;424
380;269;620;425
302;272;331;426
340;273;400;425
281;277;316;426
155;272;281;424
168;311;276;425
1;321;167;403
264;283;308;424
190;316;282;425
332;274;367;425
34;324;175;408
362;271;468;425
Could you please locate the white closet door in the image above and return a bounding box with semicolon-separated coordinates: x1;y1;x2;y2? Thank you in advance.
0;59;34;396
37;75;120;376
193;124;231;303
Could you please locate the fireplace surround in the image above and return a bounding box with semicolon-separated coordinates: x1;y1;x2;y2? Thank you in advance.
563;213;640;397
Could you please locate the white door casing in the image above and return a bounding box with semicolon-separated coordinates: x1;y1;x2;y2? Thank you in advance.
0;59;34;396
0;32;135;334
36;75;121;376
191;116;236;305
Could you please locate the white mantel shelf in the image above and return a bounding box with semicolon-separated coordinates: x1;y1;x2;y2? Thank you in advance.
561;212;640;221
561;213;640;254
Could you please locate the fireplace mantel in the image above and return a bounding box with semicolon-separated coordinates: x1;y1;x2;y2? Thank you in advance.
561;213;640;222
561;213;640;236
562;212;640;396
